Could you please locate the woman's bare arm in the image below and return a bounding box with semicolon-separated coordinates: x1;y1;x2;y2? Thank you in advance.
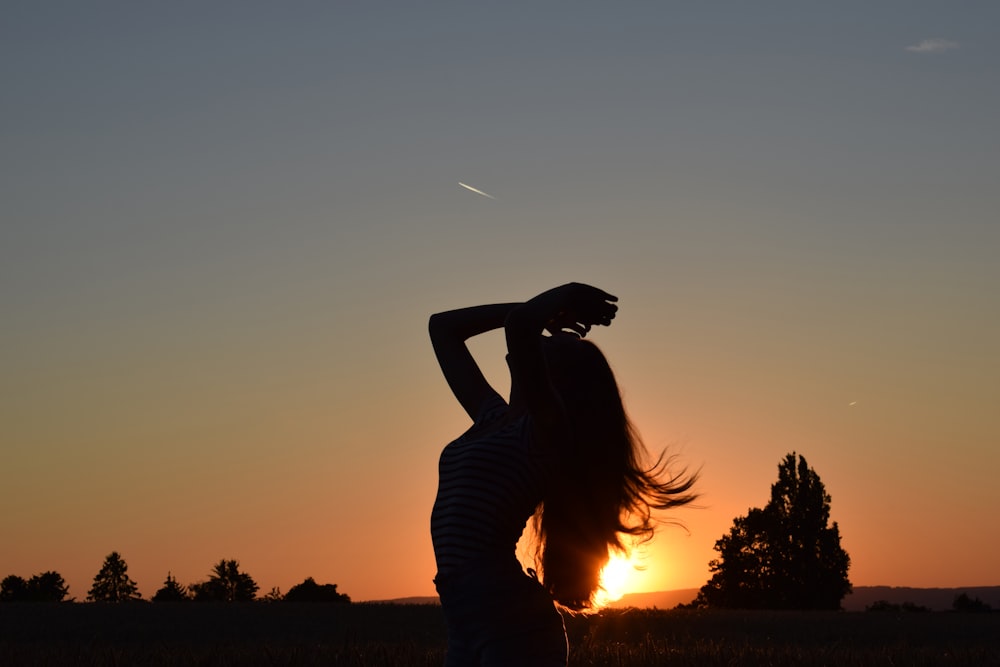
429;303;521;420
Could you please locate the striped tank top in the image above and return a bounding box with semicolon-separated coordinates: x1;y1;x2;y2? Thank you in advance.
430;393;549;576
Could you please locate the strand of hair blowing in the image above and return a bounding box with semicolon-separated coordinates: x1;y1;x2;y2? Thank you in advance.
534;338;698;611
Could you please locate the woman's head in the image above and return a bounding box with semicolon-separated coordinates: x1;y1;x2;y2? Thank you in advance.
544;335;627;420
541;335;621;404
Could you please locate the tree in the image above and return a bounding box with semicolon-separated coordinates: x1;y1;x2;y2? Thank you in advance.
190;560;259;602
697;453;851;610
30;571;71;601
87;552;142;602
1;572;70;602
151;572;190;602
0;575;28;602
261;586;284;602
953;593;992;613
284;577;351;603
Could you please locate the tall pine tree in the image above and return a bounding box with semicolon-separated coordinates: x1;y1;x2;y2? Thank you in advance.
87;552;142;602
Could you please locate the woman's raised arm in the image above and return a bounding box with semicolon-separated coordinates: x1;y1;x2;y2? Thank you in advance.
429;303;521;420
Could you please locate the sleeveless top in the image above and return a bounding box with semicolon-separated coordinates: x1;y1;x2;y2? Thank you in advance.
430;392;549;576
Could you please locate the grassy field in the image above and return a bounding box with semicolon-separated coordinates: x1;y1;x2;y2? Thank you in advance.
2;602;997;666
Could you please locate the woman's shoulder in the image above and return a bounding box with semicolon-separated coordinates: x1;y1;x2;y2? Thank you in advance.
453;393;535;445
473;392;509;427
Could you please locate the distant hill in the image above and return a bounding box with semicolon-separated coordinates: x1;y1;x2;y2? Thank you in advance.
609;589;700;610
369;586;1000;612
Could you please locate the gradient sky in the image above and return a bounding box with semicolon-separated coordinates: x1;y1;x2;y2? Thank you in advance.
3;2;998;602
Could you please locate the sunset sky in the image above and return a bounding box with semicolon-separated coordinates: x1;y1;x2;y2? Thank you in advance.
3;3;998;603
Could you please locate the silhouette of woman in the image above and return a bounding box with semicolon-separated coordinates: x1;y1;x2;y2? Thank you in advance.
430;283;697;666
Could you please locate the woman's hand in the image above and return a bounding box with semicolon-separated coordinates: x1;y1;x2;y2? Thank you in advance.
540;283;618;338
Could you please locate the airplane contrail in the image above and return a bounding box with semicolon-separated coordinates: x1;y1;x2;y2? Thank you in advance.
458;182;496;200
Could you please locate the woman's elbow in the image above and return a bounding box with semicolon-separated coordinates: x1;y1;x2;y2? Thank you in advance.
428;312;446;334
429;312;456;342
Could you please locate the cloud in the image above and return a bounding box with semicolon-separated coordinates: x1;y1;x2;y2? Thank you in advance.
905;38;959;54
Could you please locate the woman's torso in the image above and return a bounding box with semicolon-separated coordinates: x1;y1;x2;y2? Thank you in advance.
430;393;548;576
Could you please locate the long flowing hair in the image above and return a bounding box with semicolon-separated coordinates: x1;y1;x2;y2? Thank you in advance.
533;336;698;612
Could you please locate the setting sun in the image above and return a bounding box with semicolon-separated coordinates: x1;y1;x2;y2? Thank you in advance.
594;551;640;608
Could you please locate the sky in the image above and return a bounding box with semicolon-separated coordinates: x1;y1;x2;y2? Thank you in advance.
2;2;998;603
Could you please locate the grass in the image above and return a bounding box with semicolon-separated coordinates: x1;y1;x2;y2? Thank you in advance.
1;602;997;666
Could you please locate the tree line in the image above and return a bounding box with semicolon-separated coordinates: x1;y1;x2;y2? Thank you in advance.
1;555;350;604
866;594;994;614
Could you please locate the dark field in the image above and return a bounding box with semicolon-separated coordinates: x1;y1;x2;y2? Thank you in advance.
2;603;998;666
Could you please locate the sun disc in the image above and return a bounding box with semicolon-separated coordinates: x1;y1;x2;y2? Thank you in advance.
594;552;637;608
